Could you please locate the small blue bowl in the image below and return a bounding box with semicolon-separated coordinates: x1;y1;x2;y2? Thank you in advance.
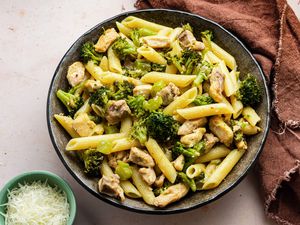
0;170;76;224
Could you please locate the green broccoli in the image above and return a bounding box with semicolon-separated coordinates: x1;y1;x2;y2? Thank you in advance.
151;63;166;72
123;60;152;78
170;49;202;75
77;149;103;176
89;86;111;107
172;141;204;159
143;96;163;112
115;161;132;180
182;23;193;33
112;37;137;60
178;172;196;192
130;119;148;145
193;61;213;86
201;30;213;50
193;94;215;106
153;180;172;196
111;81;134;100
80;41;102;65
237;74;262;106
130;28;157;47
127;95;147;118
145;111;179;143
103;124;119;134
56;89;84;117
151;80;166;97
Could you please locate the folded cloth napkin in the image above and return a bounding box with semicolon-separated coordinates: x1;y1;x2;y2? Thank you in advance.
135;1;300;224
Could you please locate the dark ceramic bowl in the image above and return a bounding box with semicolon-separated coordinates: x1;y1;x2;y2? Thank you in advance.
47;9;270;214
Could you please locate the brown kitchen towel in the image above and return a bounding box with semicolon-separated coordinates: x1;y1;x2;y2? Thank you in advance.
134;0;300;224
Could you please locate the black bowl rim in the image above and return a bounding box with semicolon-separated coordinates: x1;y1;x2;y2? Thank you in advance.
47;8;271;214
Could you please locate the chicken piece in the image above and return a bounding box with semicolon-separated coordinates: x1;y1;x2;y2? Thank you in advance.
129;147;155;167
236;139;248;150
84;80;102;92
172;155;185;171
67;61;85;87
154;174;165;188
141;36;170;48
154;183;189;207
178;30;196;48
156;82;180;105
105;100;131;125
98;174;125;201
72;113;96;137
133;85;153;98
191;41;205;51
139;167;156;186
94;28;120;53
203;133;219;152
209;116;233;147
107;151;130;169
177;118;208;135
180;128;206;147
209;70;225;103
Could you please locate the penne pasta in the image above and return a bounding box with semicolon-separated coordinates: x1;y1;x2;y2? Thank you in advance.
122;16;171;32
120;117;132;133
176;103;234;120
145;138;177;183
66;133;127;150
219;61;236;97
137;46;167;65
100;159;114;177
54;114;79;138
85;60;103;80
141;72;196;88
186;164;206;179
131;166;155;205
116;21;132;37
195;145;231;163
242;106;261;126
163;87;198;115
165;64;178;74
241;122;262;135
120;180;142;198
98;71;141;86
74;98;92;118
99;56;109;71
107;46;123;74
202;149;245;189
211;41;237;70
230;95;243;119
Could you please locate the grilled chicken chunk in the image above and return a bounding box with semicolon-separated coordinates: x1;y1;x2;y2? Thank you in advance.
139;167;156;186
209;116;233;147
180;128;206;147
84;80;102;92
106;100;131;125
67;61;85;87
172;155;185;171
177;118;208;135
72;113;96;137
129;147;155;167
141;36;170;48
209;70;225;103
98;174;125;201
203;133;219;152
133;84;153;98
178;30;205;50
154;174;165;188
154;183;189;207
94;28;119;53
156;82;180;105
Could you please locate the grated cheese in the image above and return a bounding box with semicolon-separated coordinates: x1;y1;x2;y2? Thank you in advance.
0;181;70;225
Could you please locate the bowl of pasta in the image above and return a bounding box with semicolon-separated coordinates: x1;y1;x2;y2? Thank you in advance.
47;9;270;213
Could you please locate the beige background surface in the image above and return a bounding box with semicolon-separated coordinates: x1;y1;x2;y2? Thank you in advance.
0;0;299;224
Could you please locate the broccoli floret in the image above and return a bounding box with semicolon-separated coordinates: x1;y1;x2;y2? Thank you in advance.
123;60;152;78
111;81;134;100
56;89;84;117
170;49;202;75
145;111;179;143
151;81;166;97
130;28;157;47
115;161;132;180
80;42;102;65
143;96;163;112
127;95;147;118
77;149;103;176
182;23;193;32
193;94;215;106
193;61;213;86
130;119;148;145
201;30;213;50
172;142;201;159
103;124;119;134
112;37;137;60
89;86;111;107
178;172;196;192
237;74;262;106
153;180;172;196
151;63;166;72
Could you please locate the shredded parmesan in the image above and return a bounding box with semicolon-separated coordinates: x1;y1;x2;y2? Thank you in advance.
0;181;70;225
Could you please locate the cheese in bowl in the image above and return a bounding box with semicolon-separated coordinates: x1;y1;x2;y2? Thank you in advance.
54;16;262;208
